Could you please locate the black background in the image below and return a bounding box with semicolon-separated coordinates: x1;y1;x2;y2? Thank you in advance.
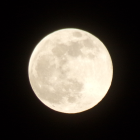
2;1;139;139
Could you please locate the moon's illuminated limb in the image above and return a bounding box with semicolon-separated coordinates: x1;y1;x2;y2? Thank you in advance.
28;28;113;114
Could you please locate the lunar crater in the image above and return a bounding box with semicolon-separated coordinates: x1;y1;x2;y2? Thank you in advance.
73;31;82;37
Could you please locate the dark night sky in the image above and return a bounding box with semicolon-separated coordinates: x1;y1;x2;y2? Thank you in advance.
2;1;139;139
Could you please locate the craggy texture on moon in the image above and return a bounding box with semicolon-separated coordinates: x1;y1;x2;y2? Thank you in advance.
28;28;113;113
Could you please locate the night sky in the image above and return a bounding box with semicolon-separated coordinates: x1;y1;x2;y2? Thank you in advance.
2;1;139;139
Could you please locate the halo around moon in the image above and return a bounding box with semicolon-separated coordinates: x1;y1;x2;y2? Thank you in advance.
28;28;113;114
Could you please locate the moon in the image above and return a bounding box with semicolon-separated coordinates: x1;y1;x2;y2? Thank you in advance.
28;28;113;114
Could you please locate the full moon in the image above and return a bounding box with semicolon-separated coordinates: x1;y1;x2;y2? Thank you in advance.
28;28;113;114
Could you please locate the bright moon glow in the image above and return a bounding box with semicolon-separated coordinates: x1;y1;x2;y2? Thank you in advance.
28;28;113;114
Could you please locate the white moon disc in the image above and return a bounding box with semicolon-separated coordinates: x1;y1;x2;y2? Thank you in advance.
28;28;113;114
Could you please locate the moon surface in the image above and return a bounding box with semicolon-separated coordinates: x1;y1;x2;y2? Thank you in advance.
28;28;113;114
